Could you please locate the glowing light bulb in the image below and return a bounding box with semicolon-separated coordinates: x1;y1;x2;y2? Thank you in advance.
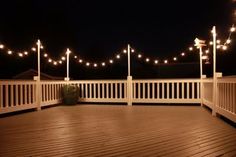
94;63;97;67
31;47;36;52
138;54;142;58
173;57;177;61
131;49;135;53
202;55;208;60
48;59;52;63
154;60;158;64
44;53;48;57
74;56;77;59
164;60;168;64
181;52;185;56
222;45;227;50
123;49;127;53
59;60;62;64
116;55;120;59
209;41;213;45
226;39;231;44
8;50;12;55
230;26;235;32
86;62;90;66
145;58;150;62
24;51;28;55
109;60;113;64
216;40;221;44
0;44;4;49
61;56;66;61
102;62;106;66
53;61;57;65
217;45;221;49
18;53;23;57
189;47;193;51
40;45;44;49
79;59;83;63
205;50;209;54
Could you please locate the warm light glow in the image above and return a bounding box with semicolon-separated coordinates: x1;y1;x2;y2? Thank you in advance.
116;54;120;59
230;26;235;32
222;45;227;50
123;49;127;53
86;62;90;66
202;55;208;60
109;60;113;64
18;53;23;57
226;39;231;44
189;47;193;51
53;61;57;65
94;63;97;67
79;59;83;63
205;50;209;54
209;41;213;45
74;56;77;59
154;60;158;64
173;57;177;61
61;56;66;61
44;53;48;57
138;54;142;58
102;62;106;66
24;51;28;55
40;45;44;49
216;40;221;44
66;48;71;54
131;49;135;53
164;60;168;64
8;50;12;55
0;44;4;49
145;58;150;62
217;45;221;49
59;60;62;64
31;47;36;51
181;52;185;56
48;59;52;63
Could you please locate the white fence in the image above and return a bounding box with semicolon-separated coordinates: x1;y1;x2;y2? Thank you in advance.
0;78;235;123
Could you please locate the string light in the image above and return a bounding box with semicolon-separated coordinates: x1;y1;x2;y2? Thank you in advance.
0;44;4;49
44;53;48;57
59;60;62;64
7;50;12;55
131;49;135;53
40;45;44;49
222;45;227;50
74;56;77;59
205;50;209;54
31;47;36;52
48;59;52;63
230;26;235;32
164;60;168;64
109;59;113;64
53;61;57;65
18;53;23;57
181;52;185;56
79;59;83;63
116;54;120;59
123;49;127;53
86;62;90;66
216;40;221;44
154;60;158;64
189;47;193;51
61;56;66;61
226;39;231;44
138;54;142;58
24;51;28;55
94;63;97;67
209;41;213;45
145;58;150;62
102;62;106;66
173;57;177;61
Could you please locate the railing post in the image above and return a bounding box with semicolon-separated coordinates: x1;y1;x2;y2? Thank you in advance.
212;72;222;116
201;75;206;107
34;76;41;111
127;76;133;106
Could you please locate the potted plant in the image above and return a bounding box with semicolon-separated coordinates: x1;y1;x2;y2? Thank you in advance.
62;84;79;105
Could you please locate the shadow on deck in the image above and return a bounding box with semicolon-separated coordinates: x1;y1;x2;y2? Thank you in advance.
0;105;236;156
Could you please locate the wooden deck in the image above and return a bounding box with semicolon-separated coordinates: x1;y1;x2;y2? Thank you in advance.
0;105;236;157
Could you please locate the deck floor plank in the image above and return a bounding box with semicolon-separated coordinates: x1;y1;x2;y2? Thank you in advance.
0;105;235;156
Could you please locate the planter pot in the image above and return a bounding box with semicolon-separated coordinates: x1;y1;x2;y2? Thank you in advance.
62;85;79;105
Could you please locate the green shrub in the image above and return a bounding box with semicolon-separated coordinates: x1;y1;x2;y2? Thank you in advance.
62;84;79;105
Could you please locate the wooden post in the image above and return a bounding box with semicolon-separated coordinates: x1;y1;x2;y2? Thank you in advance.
127;76;133;106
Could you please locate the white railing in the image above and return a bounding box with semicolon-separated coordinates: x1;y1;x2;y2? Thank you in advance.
0;78;235;123
132;79;201;103
202;77;236;122
0;80;37;114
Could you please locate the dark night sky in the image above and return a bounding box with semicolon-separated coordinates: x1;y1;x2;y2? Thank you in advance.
0;0;235;79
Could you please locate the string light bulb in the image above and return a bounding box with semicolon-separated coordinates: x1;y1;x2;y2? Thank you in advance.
205;50;209;54
59;60;62;64
79;59;83;63
7;50;12;55
109;59;113;64
216;40;221;44
24;51;28;55
116;54;120;59
31;47;36;52
61;56;66;61
154;60;158;64
94;63;97;67
189;47;193;51
86;62;90;66
44;53;48;57
138;54;142;58
222;45;227;50
145;58;150;62
217;45;221;49
181;52;185;56
209;41;213;45
230;26;235;32
102;62;106;66
131;49;135;53
123;49;127;53
18;53;23;57
0;44;4;49
164;60;168;64
53;61;57;65
74;56;77;59
173;57;177;61
226;39;231;44
48;59;52;63
40;45;44;49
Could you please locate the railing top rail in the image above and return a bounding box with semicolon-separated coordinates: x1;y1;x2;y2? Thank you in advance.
0;80;36;84
133;78;201;83
217;77;236;83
